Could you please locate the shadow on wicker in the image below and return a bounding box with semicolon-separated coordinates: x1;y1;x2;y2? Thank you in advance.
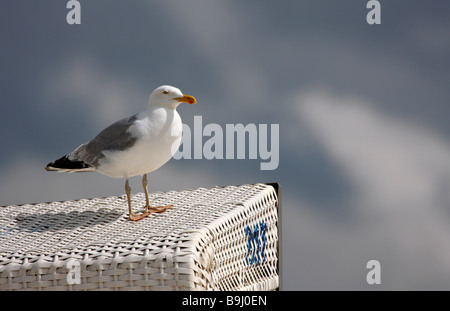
13;209;123;233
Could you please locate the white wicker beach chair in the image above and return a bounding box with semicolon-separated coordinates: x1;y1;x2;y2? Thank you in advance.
0;183;280;291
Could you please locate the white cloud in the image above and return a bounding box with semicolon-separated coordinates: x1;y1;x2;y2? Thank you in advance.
286;88;450;289
297;90;450;214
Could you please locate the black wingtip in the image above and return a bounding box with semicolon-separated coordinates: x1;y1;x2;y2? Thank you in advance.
45;155;91;171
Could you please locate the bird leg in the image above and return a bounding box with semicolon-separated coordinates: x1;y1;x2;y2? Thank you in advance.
142;174;172;214
142;173;150;207
125;178;151;221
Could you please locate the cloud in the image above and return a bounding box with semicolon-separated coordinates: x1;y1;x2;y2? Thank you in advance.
152;1;270;112
297;89;450;213
40;55;148;126
285;88;450;289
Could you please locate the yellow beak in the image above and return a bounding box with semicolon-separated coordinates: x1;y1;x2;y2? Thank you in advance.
174;94;196;104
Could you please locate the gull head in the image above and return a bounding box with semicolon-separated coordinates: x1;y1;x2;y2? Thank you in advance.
148;85;196;109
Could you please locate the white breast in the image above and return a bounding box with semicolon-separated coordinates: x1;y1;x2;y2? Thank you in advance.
98;107;182;178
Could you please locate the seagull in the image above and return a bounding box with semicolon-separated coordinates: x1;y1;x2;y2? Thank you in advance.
45;85;196;221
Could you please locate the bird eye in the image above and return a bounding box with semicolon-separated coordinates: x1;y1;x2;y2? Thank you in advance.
163;90;169;95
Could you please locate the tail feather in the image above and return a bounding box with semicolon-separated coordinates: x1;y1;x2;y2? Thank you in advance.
45;155;94;173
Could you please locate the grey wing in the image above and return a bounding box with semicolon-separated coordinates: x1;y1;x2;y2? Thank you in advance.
69;114;138;167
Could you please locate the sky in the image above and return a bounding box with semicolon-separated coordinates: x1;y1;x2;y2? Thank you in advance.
1;0;449;290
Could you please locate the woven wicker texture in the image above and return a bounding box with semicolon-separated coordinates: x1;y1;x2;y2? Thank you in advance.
0;183;279;291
